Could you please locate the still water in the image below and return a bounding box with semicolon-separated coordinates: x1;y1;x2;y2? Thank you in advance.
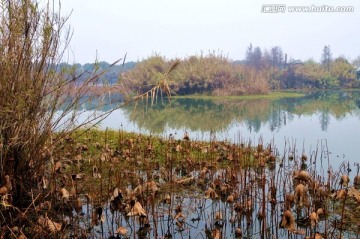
71;90;360;239
98;90;360;170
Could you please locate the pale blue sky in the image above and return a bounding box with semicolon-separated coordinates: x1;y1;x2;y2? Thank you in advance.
60;0;360;64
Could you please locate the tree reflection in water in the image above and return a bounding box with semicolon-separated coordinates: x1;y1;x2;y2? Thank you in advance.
121;90;360;135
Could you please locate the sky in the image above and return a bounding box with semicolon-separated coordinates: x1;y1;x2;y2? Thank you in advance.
59;0;360;64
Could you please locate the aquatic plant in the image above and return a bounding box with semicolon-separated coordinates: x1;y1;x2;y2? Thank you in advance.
2;129;357;238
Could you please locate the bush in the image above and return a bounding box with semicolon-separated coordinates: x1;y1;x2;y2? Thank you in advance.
122;53;271;96
0;0;122;207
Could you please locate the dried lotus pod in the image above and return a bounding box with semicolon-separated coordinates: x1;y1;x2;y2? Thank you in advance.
127;202;147;217
116;226;128;236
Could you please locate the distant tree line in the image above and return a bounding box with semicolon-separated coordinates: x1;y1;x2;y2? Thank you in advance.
120;45;359;96
243;44;358;90
57;61;136;85
63;45;359;96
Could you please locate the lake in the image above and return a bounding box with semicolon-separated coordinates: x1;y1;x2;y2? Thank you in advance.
66;90;360;239
97;90;360;174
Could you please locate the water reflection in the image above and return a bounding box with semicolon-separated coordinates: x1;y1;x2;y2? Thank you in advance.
94;90;360;170
65;91;360;238
120;90;360;134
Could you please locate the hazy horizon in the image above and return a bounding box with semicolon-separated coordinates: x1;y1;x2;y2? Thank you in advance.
60;0;360;64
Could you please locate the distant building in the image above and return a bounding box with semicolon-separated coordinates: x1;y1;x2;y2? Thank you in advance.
356;67;360;80
288;59;303;65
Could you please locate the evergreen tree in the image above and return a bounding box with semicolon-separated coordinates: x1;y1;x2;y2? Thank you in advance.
321;45;332;72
